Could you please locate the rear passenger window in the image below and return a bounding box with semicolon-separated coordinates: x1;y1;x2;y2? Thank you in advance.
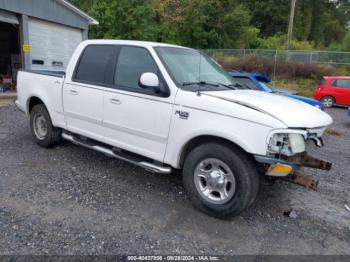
74;45;116;85
334;79;350;88
114;46;158;90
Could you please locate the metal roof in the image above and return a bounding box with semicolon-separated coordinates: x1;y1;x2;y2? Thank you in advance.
0;0;98;29
56;0;98;25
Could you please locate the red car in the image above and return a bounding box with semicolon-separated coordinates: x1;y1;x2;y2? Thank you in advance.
314;76;350;107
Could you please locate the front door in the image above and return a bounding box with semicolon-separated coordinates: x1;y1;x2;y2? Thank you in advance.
103;46;174;162
63;45;117;141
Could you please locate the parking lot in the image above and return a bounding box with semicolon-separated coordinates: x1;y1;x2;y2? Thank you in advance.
0;103;349;255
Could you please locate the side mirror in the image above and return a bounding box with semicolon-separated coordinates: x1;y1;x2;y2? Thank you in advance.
139;72;160;92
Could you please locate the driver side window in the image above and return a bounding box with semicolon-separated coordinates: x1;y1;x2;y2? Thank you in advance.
114;46;158;90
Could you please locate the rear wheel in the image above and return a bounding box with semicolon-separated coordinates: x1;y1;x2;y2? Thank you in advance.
321;96;335;108
30;104;61;147
182;143;259;219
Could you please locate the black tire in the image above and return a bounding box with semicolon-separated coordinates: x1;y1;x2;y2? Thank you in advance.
321;96;335;108
183;142;259;219
30;104;61;147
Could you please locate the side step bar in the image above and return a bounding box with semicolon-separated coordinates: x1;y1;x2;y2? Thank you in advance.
62;133;172;174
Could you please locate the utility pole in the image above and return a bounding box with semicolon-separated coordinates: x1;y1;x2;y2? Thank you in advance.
287;0;297;49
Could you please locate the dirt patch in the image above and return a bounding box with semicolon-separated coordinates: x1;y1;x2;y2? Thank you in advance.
325;128;345;137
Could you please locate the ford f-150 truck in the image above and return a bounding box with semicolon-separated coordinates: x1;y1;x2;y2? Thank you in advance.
16;40;333;218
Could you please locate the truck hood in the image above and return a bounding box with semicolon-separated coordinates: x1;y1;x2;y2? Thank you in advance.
202;90;333;128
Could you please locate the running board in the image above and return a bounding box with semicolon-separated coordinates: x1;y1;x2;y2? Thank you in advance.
62;133;172;174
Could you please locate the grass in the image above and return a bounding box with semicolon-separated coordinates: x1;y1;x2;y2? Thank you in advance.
271;78;319;98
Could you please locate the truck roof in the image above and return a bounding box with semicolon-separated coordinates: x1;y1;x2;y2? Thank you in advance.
82;39;187;49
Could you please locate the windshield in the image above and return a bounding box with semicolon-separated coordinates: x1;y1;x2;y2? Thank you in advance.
257;81;274;92
155;47;241;91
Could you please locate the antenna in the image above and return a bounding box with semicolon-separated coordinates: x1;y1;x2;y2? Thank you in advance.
198;51;202;83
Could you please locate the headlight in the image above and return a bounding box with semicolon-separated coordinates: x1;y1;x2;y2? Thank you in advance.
268;133;306;156
289;133;306;153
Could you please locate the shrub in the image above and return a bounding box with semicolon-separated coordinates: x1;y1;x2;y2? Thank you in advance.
333;65;350;76
218;55;335;80
258;34;314;50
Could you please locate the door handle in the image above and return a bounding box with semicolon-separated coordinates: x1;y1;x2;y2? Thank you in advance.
69;90;78;95
110;98;122;105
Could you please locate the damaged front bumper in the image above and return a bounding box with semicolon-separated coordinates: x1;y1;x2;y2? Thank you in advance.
254;152;332;190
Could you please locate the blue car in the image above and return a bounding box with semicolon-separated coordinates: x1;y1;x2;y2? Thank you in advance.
348;107;350;117
228;72;298;95
228;72;324;109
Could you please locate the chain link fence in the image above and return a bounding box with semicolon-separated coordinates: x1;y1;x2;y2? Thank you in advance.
205;49;350;66
203;49;350;80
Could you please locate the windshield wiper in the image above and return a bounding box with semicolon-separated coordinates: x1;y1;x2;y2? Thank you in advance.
182;81;221;95
182;81;239;91
209;82;238;90
182;81;219;87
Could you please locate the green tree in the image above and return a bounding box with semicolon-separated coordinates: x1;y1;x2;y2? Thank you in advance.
309;0;325;46
88;0;157;41
69;0;95;12
150;0;184;43
69;0;350;50
244;0;290;37
151;0;257;48
294;0;313;41
244;0;350;49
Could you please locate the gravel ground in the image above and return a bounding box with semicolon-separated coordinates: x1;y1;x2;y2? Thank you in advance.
0;104;349;255
0;99;14;108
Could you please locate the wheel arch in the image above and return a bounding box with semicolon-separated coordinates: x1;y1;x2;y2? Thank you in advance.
27;96;46;114
26;96;55;125
178;135;253;169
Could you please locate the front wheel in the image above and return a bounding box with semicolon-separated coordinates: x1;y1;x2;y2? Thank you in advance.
30;104;61;147
183;143;259;219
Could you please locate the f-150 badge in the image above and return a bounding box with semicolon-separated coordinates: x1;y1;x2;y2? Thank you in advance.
175;110;189;119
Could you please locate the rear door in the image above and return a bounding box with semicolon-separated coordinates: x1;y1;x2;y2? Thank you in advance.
63;45;117;141
103;45;174;162
331;79;350;105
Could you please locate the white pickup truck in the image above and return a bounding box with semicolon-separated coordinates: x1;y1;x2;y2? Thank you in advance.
16;40;333;218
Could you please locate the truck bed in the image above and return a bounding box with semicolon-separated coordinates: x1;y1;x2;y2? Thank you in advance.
22;70;66;78
16;70;66;129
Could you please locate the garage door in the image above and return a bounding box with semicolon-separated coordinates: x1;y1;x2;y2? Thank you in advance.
28;17;82;71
